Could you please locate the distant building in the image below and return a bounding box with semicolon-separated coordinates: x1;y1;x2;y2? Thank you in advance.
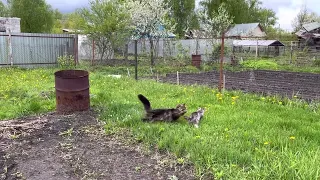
295;22;320;47
225;23;266;39
186;23;267;40
0;17;21;33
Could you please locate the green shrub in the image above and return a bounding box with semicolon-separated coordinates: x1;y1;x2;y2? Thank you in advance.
313;58;320;67
241;59;278;70
57;54;76;69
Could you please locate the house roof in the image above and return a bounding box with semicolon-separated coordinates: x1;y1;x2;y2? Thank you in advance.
233;40;285;47
302;22;320;32
226;23;266;38
295;29;306;36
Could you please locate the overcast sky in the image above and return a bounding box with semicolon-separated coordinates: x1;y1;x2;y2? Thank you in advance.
4;0;320;32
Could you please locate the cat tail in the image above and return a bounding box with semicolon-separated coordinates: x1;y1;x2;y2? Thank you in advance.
138;94;151;112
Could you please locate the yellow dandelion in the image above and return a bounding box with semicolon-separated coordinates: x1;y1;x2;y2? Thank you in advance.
278;101;283;105
264;142;270;145
231;164;237;167
289;136;295;140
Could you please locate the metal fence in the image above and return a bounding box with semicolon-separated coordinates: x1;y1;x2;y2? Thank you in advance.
0;32;78;68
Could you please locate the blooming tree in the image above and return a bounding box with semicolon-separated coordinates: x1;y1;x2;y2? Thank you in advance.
125;0;176;66
199;3;233;92
199;3;233;44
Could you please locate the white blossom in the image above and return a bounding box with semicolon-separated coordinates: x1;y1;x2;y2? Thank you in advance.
198;3;233;38
124;0;176;40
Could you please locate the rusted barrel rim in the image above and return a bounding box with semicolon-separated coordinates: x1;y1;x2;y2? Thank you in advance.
54;69;89;79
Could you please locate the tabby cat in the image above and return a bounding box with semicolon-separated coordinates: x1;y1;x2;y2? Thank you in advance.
138;94;187;122
184;107;205;128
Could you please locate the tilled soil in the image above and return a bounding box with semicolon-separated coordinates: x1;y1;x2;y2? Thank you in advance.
0;111;196;180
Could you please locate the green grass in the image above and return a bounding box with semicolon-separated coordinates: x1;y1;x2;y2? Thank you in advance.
234;58;320;74
1;67;320;179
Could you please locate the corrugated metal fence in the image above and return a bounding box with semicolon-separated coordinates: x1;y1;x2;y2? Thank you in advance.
0;32;78;68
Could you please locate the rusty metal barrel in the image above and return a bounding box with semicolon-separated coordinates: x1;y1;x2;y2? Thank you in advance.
191;54;201;68
54;70;90;113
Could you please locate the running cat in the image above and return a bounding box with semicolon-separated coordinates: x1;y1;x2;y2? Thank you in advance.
138;94;187;122
184;107;205;128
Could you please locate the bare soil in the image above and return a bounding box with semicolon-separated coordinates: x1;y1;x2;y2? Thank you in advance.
0;111;196;180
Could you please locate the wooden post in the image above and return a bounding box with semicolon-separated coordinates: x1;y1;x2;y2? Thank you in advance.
218;32;225;92
135;40;138;80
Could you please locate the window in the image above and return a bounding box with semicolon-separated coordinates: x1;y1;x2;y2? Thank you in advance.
0;26;6;32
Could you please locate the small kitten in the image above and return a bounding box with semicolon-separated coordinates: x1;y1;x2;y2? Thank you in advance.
184;107;205;128
138;94;187;122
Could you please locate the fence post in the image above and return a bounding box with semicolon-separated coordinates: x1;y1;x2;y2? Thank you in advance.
177;71;179;85
223;73;225;92
127;68;130;77
8;29;13;66
290;41;293;64
255;40;258;59
73;34;79;65
135;40;138;80
124;43;128;61
91;39;95;66
156;73;159;82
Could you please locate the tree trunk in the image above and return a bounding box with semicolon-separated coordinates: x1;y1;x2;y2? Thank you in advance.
149;38;154;67
124;43;128;61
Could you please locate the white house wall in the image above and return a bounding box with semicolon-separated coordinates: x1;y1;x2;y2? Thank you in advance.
0;17;21;33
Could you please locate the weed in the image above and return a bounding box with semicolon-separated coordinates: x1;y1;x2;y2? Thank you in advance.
135;166;141;172
57;54;76;69
168;175;179;180
59;128;74;137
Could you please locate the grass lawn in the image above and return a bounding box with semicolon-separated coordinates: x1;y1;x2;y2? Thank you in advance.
1;67;320;179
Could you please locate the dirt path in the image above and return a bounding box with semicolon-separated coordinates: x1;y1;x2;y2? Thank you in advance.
0;111;195;180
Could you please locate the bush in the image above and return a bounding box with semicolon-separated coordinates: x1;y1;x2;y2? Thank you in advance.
57;54;76;69
313;58;320;67
241;59;278;70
